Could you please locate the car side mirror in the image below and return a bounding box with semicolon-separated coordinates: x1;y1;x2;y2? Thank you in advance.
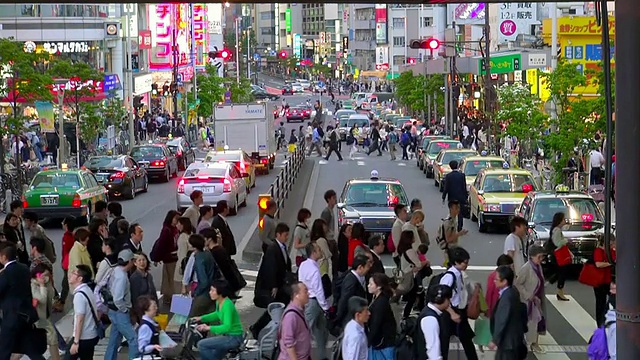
528;222;536;229
477;190;484;195
437;162;442;166
337;202;345;209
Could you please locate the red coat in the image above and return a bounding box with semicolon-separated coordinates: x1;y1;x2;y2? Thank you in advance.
485;270;499;318
347;238;366;267
61;231;74;271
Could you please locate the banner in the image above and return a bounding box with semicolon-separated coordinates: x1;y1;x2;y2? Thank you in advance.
34;101;55;133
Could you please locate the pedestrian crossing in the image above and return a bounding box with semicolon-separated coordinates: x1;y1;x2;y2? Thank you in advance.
24;266;602;359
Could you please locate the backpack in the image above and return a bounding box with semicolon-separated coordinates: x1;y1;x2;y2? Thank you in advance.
395;316;418;360
587;320;615;359
388;132;398;145
181;250;193;274
94;268;116;315
331;332;344;360
435;220;448;251
272;309;307;360
428;270;456;295
149;237;163;263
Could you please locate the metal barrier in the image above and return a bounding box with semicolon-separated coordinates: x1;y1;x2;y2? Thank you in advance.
268;141;306;218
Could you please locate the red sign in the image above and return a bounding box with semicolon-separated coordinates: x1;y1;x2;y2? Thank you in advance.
375;63;389;71
50;78;106;101
139;30;152;50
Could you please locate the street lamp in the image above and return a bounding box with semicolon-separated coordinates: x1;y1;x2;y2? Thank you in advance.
54;78;69;168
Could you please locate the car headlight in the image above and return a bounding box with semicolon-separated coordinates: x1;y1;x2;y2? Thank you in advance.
483;204;501;212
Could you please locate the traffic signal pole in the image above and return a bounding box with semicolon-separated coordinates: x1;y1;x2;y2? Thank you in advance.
483;3;493;152
614;0;640;357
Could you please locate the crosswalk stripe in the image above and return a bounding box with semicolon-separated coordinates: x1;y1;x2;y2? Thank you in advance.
545;295;595;342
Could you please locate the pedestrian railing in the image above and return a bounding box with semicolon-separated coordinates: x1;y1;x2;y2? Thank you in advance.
268;141;306;218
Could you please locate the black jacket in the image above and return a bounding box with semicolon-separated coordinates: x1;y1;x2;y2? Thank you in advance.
87;233;105;271
0;261;38;327
209;246;241;292
414;305;451;360
254;241;292;307
491;286;527;352
211;215;237;256
369;253;385;277
442;170;468;203
367;294;396;349
336;271;367;325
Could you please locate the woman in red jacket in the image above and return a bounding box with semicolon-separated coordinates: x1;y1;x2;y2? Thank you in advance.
347;222;368;267
151;210;180;305
56;216;77;311
485;254;514;318
593;234;616;327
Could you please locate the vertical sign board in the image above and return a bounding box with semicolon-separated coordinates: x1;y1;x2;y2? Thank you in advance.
293;34;302;58
206;3;224;78
148;4;191;71
285;9;292;33
498;3;537;43
375;5;387;45
193;4;207;68
376;46;388;66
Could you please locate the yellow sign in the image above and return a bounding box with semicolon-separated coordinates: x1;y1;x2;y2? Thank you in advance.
526;69;550;102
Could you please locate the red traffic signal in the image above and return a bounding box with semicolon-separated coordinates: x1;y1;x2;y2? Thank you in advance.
409;38;441;50
407;57;416;64
208;49;232;61
278;50;288;59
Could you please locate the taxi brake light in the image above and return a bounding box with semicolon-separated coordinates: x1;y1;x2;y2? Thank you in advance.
260;158;268;164
152;160;166;167
177;178;185;193
223;178;232;192
177;150;182;156
522;184;533;193
21;196;27;209
72;194;82;208
110;172;126;180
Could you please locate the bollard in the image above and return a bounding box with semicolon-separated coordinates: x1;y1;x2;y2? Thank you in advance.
5;189;11;214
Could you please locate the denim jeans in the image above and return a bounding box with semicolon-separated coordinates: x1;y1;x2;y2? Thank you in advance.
105;310;139;360
198;334;243;360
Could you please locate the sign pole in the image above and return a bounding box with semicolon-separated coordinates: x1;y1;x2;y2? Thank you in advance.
550;3;558;69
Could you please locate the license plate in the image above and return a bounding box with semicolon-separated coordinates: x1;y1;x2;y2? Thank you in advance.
194;187;215;194
96;175;105;182
40;196;59;206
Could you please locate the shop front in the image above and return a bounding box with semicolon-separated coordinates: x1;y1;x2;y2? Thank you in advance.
133;73;153;113
23;40;104;70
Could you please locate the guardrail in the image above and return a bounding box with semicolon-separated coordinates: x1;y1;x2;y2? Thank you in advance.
268;140;306;218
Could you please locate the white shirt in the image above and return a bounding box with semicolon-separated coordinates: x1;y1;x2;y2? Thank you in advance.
73;283;99;340
342;320;367;360
391;218;404;256
504;233;526;271
298;258;328;310
421;303;443;360
439;266;466;308
462;125;470;137
590;150;605;168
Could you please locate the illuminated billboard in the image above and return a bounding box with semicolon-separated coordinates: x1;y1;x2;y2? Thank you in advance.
148;3;191;71
375;5;387;45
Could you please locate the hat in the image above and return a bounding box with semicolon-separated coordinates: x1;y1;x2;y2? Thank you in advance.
528;245;546;257
118;249;135;262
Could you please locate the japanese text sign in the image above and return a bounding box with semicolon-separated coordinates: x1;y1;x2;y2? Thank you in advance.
193;4;206;46
557;17;615;36
479;54;522;75
148;3;190;70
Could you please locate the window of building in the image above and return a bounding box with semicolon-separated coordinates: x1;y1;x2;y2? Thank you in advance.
393;55;406;65
421;17;433;27
260;11;273;20
392;18;405;28
261;28;273;35
392;36;405;47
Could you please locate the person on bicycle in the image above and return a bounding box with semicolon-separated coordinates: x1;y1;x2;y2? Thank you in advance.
192;280;244;360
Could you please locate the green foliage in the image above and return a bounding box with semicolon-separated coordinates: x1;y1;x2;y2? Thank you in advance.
393;71;445;116
586;62;613;138
223;78;254;103
47;60;105;145
187;64;226;118
101;92;127;128
0;39;53;138
541;59;599;179
495;82;548;147
310;63;332;78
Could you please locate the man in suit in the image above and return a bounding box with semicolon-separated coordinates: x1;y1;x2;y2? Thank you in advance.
489;265;527;360
442;160;468;231
211;200;237;256
335;255;371;326
251;222;293;338
0;243;45;360
367;235;385;276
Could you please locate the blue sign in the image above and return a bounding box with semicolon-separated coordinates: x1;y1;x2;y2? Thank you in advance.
318;81;325;87
574;46;583;60
177;74;183;82
253;53;261;61
269;50;277;57
564;46;573;59
224;91;232;104
103;74;121;92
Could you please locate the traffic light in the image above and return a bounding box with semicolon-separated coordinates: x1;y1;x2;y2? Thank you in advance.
258;194;272;231
208;49;232;61
407;57;416;64
151;83;158;95
409;38;441;50
278;50;288;59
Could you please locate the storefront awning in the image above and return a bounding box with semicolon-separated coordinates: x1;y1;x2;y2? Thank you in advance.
360;70;387;78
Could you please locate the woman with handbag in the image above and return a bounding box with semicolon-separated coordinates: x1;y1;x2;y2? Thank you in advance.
397;230;430;319
514;245;547;354
588;234;616;326
546;212;571;301
367;274;397;360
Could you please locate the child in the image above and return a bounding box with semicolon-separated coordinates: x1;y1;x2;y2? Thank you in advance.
417;244;428;263
137;296;163;357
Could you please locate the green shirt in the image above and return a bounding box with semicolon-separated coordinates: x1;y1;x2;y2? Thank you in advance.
200;298;244;336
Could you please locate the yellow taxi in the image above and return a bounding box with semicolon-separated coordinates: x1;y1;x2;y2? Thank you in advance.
433;148;477;192
204;149;257;191
468;168;539;233
459;154;509;192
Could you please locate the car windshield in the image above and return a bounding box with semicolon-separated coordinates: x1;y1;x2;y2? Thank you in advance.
338;118;351;127
348;118;369;127
428;141;459;155
31;173;80;189
205;153;240;162
184;166;226;178
345;183;408;207
464;160;506;176
131;146;164;158
84;157;123;168
336;110;355;118
442;151;476;164
482;174;536;193
532;198;603;224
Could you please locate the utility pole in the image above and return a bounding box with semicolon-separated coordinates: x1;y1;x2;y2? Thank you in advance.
124;6;135;148
172;27;179;123
247;28;251;80
235;17;240;83
451;21;458;137
190;3;198;141
550;3;558;69
483;2;493;151
613;0;640;356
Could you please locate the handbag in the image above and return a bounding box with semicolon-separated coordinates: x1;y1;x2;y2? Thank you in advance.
386;234;395;253
76;291;106;339
554;245;573;266
472;315;491;346
395;271;414;296
578;262;607;287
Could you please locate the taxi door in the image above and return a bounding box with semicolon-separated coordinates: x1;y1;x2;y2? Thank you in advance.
469;172;485;219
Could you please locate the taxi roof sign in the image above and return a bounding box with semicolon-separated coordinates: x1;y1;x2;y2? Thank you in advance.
555;184;570;193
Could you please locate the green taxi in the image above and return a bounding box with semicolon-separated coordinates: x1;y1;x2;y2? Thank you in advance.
342;100;357;109
22;168;108;220
468;168;539;233
433;148;478;192
459;155;509;192
423;140;462;178
417;135;450;169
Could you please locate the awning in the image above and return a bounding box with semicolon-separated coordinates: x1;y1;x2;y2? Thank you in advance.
360;70;387;78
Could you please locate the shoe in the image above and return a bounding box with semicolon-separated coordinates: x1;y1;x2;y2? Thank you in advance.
530;343;545;353
557;289;570;301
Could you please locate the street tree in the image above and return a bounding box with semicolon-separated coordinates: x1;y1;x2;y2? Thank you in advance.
47;60;105;158
0;39;53;171
394;71;445;117
494;81;548;154
101;91;127;128
187;64;225;119
541;59;597;178
223;78;254;103
586;62;613;141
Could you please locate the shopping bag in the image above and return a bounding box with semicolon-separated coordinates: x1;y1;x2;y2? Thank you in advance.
554;245;573;266
169;295;192;317
473;316;492;346
578;263;607;287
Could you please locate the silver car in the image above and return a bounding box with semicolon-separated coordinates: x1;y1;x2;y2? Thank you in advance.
176;162;248;215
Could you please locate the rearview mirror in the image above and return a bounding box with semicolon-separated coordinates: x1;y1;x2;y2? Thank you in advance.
528;222;536;229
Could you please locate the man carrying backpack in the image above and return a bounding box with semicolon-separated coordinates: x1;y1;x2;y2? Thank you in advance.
437;247;478;360
413;284;453;360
